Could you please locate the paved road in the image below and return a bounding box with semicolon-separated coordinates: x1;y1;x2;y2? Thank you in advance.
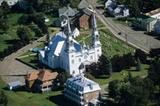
87;0;160;53
0;29;59;84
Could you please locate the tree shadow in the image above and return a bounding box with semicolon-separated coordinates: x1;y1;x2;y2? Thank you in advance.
5;39;21;45
48;94;76;106
2;86;27;92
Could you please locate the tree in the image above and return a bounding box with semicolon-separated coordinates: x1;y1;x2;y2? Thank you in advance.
69;0;81;8
17;14;31;25
0;91;8;106
41;0;60;13
148;57;160;86
0;18;9;34
1;1;10;15
136;58;142;71
108;75;153;106
17;26;34;44
57;72;70;88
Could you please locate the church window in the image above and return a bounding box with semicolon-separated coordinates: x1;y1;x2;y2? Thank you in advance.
97;49;99;52
72;59;74;64
79;58;81;62
84;55;87;59
90;56;93;59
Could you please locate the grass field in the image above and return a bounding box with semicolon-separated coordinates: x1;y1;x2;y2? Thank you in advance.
0;78;63;106
0;13;24;52
94;64;149;85
76;28;134;58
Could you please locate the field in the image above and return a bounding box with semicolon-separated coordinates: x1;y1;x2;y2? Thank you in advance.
0;13;24;52
94;64;149;85
0;77;69;106
0;13;57;53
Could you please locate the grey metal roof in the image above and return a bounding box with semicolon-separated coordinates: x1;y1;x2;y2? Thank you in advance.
58;6;78;17
78;0;89;9
8;81;21;87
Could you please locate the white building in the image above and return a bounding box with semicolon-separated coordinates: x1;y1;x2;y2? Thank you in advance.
105;0;116;10
64;74;101;106
105;0;129;18
154;19;160;34
145;8;160;19
0;0;20;6
39;13;102;76
113;5;129;18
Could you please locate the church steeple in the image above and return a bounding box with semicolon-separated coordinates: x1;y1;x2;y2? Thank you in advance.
92;12;101;47
66;17;75;52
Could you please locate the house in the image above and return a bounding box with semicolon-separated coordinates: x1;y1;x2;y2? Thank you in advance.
78;0;89;9
132;17;157;32
0;0;20;6
145;8;160;19
39;13;102;76
105;0;129;18
7;81;21;90
64;74;101;106
25;70;58;92
105;0;116;11
58;5;78;17
154;19;160;34
113;5;129;18
73;7;94;30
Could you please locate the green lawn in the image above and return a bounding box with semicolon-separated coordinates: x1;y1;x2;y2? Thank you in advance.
0;13;24;52
0;77;63;106
94;64;149;85
76;28;134;58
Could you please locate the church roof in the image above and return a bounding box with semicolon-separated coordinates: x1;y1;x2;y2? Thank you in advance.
47;32;81;57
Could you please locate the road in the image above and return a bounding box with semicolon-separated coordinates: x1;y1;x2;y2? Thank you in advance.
87;0;160;53
0;29;59;84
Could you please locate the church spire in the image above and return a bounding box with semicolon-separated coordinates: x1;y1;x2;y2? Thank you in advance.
93;12;97;30
66;16;75;52
92;12;101;47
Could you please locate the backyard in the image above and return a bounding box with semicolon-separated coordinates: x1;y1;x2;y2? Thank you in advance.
0;77;74;106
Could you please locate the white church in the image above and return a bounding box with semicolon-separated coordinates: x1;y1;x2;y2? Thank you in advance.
39;13;102;76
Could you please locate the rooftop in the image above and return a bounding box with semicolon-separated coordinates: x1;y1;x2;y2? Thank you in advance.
25;70;58;82
66;75;101;93
145;8;160;16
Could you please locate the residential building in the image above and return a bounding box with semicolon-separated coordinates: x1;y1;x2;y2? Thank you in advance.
145;8;160;19
154;19;160;34
105;0;129;18
132;17;157;32
0;0;19;6
105;0;116;11
7;81;21;90
64;74;101;106
78;0;89;9
25;70;58;92
39;13;102;76
58;5;78;17
73;7;94;29
113;5;129;18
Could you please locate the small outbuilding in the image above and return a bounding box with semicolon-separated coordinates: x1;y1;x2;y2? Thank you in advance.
7;81;21;90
